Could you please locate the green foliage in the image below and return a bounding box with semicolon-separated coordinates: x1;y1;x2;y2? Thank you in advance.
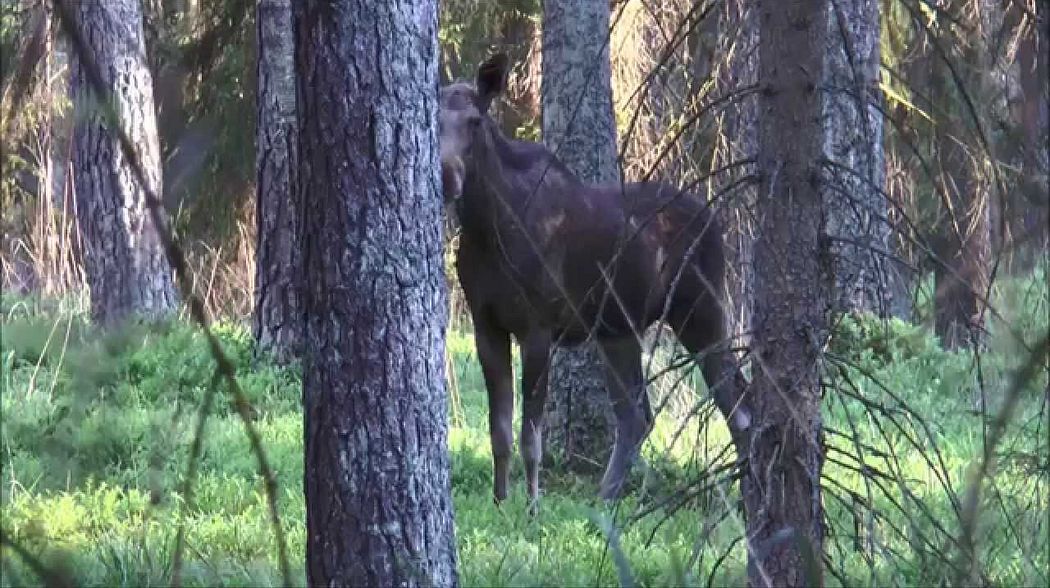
835;265;1048;386
1;276;1048;586
0;2;27;84
831;312;940;366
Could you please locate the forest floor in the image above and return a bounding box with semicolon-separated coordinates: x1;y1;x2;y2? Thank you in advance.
1;266;1047;587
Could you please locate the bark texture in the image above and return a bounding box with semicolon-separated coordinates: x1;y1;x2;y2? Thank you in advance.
294;0;458;585
744;0;830;585
541;0;620;472
823;0;899;317
70;0;177;326
253;0;300;361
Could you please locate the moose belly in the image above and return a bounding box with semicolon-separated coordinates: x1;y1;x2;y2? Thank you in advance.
455;234;653;341
538;281;649;344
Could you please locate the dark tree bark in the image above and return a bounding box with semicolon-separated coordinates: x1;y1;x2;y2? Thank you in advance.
70;0;177;326
743;0;830;585
252;0;300;361
1010;0;1048;269
294;1;458;586
541;0;620;472
931;1;993;350
823;0;900;317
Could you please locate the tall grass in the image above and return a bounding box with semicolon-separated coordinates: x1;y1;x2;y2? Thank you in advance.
1;265;1046;587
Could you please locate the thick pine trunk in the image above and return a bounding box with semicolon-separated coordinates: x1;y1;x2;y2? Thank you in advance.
294;1;458;585
823;0;899;317
744;0;829;584
541;0;620;473
252;0;300;361
69;0;177;326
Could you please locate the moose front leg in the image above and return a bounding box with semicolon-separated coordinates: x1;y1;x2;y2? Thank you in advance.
597;336;654;501
520;330;551;510
473;318;515;504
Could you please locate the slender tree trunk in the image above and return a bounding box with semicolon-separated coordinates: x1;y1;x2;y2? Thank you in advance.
48;8;82;297
253;0;300;361
542;0;620;473
4;4;52;296
743;0;830;585
1013;0;1049;268
294;1;458;585
931;1;992;350
823;0;898;317
69;0;177;326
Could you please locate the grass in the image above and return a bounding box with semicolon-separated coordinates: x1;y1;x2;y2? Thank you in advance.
0;267;1047;587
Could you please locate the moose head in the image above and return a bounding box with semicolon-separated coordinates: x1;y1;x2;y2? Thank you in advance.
437;53;510;203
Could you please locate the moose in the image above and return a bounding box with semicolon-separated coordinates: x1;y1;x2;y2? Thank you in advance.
438;54;751;505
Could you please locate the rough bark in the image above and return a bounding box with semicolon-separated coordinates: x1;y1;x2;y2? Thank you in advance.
744;0;830;585
252;0;300;361
294;0;458;585
541;0;620;473
823;0;900;317
69;0;177;326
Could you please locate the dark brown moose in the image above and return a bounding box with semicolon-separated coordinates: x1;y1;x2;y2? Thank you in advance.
439;54;751;505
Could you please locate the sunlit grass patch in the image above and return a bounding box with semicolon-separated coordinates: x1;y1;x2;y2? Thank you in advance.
1;268;1047;586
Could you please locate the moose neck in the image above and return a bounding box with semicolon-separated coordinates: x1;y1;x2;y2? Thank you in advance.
457;119;581;244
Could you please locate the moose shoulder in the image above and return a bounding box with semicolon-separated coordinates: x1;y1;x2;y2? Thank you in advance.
438;53;751;506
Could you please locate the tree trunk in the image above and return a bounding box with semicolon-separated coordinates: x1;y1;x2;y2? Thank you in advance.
252;0;300;361
743;0;830;585
46;7;82;298
1011;0;1049;269
294;1;458;586
69;0;177;326
931;1;992;350
542;0;620;473
823;0;899;317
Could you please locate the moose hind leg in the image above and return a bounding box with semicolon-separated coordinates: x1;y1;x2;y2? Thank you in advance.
597;336;653;501
520;330;551;509
474;319;515;503
674;304;751;435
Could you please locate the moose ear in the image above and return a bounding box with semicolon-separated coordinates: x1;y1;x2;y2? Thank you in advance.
475;53;510;113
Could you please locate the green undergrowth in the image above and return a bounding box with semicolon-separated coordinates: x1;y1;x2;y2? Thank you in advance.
0;267;1047;587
